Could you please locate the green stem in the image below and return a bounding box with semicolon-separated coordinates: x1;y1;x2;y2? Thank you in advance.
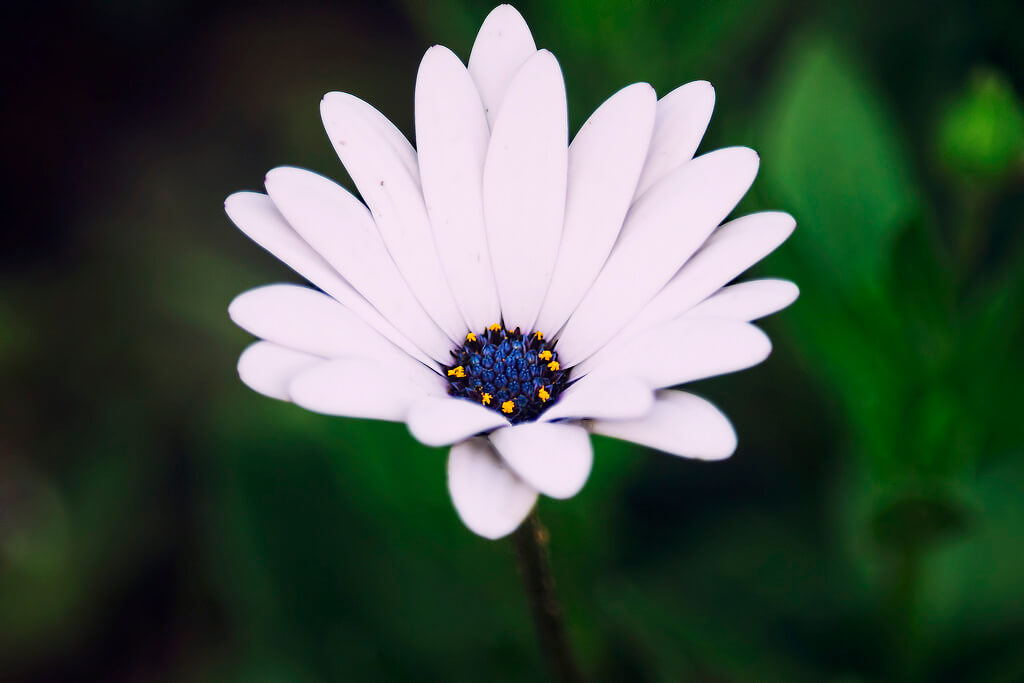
888;546;922;682
512;511;585;683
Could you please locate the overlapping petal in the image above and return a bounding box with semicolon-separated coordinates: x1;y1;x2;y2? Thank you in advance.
687;279;799;321
225;192;434;366
407;396;510;447
483;49;569;332
535;82;657;334
289;358;444;422
591;390;736;460
415;46;502;332
448;438;537;539
229;284;444;380
264;167;453;362
320;92;466;340
633;81;715;199
581;317;772;387
540;375;653;422
237;341;321;401
467;5;538;127
557;147;761;365
629;211;797;332
490;422;592;499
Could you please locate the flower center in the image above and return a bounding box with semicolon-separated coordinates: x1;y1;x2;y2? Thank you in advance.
444;324;569;424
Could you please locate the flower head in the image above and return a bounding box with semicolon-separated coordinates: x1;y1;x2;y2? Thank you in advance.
227;5;798;539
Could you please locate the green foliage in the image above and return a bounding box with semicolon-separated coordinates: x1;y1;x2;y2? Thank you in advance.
761;36;919;297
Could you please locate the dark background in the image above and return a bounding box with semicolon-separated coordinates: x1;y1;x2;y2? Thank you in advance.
2;0;1024;681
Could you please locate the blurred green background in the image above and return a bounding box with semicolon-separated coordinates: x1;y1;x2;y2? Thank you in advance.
2;0;1024;680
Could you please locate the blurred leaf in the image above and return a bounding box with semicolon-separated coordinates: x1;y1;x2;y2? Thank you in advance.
955;251;1024;460
761;35;918;296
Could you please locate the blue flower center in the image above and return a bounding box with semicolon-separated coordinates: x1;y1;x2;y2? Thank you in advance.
444;324;569;424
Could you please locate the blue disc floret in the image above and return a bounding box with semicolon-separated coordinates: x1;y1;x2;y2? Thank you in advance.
444;324;569;424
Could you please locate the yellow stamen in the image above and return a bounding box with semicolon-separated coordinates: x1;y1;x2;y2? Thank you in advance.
488;323;502;332
538;350;553;361
538;387;550;402
481;392;492;405
501;400;515;414
547;360;560;372
466;332;477;342
447;366;466;378
533;331;544;340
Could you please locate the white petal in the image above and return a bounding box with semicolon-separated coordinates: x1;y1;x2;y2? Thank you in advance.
556;147;760;365
407;396;510;447
591;390;736;460
224;192;434;367
489;422;592;499
228;284;442;379
534;83;657;334
237;341;320;401
448;438;537;539
320;93;466;341
289;358;444;422
263;167;453;362
467;4;538;127
630;211;797;331
582;317;772;388
483;50;568;332
540;375;654;422
415;46;502;332
633;81;715;199
688;279;799;321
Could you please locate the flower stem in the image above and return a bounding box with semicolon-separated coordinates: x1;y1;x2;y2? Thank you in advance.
512;511;585;683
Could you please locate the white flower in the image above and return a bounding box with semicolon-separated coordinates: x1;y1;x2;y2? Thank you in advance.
226;5;797;539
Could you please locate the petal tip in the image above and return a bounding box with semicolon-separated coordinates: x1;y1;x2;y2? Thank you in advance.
486;4;528;25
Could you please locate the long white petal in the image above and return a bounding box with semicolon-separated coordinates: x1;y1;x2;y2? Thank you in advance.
237;341;320;401
320;93;466;340
557;147;760;365
489;422;592;499
540;375;654;422
263;167;453;362
467;5;538;127
289;358;444;422
687;279;799;321
483;49;568;332
535;82;657;334
633;81;715;199
582;317;771;388
225;192;434;366
407;396;510;447
630;211;796;331
415;46;502;332
591;390;736;460
228;284;441;377
448;438;537;539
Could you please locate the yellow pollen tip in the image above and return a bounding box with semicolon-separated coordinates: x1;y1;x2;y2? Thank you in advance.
466;332;477;342
447;366;466;378
481;392;492;405
501;400;515;414
488;323;502;332
547;360;560;371
534;331;543;339
538;350;552;361
538;387;550;402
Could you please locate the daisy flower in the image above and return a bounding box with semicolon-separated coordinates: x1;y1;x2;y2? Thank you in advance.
226;5;797;539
